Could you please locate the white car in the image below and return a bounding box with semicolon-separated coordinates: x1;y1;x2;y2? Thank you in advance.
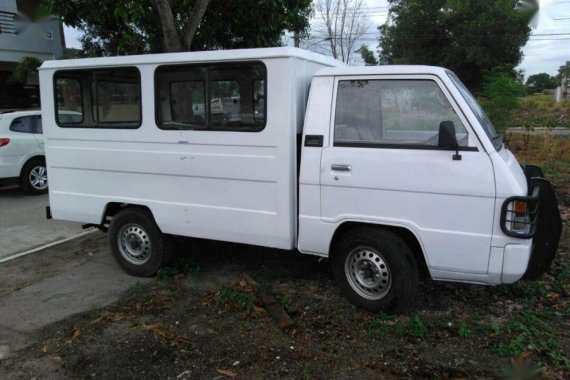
0;110;47;194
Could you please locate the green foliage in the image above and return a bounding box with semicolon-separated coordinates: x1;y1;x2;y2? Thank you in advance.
156;266;176;280
479;73;526;133
7;56;42;86
182;262;201;277
490;310;568;368
47;0;312;56
367;313;429;339
408;314;429;338
216;285;256;314
131;281;144;298
457;322;472;337
379;0;533;92
357;44;378;66
526;73;559;93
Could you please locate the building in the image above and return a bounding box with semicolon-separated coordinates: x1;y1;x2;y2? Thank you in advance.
0;0;65;109
555;77;569;102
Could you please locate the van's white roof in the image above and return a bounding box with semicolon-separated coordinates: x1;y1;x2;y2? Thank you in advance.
40;47;344;70
315;65;449;77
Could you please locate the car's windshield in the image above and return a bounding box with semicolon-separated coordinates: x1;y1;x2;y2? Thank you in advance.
447;71;502;151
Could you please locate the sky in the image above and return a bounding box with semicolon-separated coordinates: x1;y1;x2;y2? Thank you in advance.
63;0;570;77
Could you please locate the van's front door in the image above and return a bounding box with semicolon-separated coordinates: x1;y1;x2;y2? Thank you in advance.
320;76;496;277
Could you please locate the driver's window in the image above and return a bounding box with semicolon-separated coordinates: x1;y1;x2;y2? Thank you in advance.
334;79;468;147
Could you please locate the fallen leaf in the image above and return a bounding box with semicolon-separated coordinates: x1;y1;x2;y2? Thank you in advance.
72;326;81;339
42;344;49;353
216;369;238;378
111;314;126;322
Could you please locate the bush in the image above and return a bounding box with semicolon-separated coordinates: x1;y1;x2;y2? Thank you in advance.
480;73;526;133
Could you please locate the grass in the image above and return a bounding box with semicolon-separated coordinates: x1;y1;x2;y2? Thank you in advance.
512;95;570;130
489;310;568;369
156;258;201;280
366;313;429;340
215;285;257;314
457;322;472;338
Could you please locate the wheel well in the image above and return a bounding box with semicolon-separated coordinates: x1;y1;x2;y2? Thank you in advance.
20;155;45;175
101;202;154;226
329;222;430;278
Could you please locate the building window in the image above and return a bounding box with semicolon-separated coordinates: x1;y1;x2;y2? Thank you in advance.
155;62;267;132
54;67;141;128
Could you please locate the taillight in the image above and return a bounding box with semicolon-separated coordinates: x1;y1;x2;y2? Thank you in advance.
0;138;10;147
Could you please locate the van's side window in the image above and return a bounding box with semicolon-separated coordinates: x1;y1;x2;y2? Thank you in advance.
334;80;469;148
155;62;266;132
54;67;141;128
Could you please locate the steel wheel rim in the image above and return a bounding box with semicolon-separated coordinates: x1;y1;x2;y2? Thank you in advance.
345;246;392;300
29;165;48;190
117;224;152;265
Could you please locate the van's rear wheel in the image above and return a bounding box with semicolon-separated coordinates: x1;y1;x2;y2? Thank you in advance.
332;228;418;313
109;208;172;277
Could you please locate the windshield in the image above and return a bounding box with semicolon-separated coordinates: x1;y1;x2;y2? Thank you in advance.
447;71;502;151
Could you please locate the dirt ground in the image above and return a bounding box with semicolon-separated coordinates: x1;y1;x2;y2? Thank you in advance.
1;135;569;380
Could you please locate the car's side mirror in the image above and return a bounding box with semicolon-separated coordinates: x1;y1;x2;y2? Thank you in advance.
438;121;461;160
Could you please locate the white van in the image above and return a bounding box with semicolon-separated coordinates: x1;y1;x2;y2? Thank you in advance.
39;48;562;312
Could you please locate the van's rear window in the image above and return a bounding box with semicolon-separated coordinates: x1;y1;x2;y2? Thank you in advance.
54;67;141;129
155;62;266;132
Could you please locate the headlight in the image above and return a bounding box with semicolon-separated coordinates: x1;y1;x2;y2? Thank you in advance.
500;187;539;239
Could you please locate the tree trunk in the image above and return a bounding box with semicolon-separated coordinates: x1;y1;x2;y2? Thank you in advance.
151;0;183;52
183;0;211;50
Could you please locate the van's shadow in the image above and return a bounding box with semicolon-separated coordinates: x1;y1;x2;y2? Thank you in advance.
170;236;510;312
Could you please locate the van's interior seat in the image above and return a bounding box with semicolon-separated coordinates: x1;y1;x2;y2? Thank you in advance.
336;114;379;142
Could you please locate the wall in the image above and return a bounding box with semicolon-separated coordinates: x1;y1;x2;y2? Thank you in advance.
0;0;64;64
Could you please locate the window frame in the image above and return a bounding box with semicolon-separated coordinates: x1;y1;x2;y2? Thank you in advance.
331;75;479;152
53;67;142;129
154;60;267;132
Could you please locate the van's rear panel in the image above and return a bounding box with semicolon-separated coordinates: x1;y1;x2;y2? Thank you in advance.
40;48;341;250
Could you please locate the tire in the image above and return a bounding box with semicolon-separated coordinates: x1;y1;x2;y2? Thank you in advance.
108;208;173;277
331;227;419;313
20;158;48;195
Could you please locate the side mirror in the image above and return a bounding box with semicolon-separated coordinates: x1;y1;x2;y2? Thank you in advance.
438;121;458;148
438;121;461;160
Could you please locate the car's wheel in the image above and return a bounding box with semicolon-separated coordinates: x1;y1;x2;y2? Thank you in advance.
109;208;173;277
20;158;48;195
332;227;419;313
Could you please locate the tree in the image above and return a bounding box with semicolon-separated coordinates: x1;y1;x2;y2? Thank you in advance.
47;0;312;56
378;0;534;91
150;0;211;52
8;57;42;86
525;73;558;93
357;44;378;66
558;61;570;90
311;0;370;63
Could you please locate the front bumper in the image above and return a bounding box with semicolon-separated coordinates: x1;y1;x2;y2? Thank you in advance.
520;165;562;279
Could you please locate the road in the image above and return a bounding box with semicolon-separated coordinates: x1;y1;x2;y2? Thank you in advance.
507;127;570;135
0;185;85;261
0;232;149;365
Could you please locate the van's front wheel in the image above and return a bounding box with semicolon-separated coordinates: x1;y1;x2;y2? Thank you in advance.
332;228;418;313
109;208;172;277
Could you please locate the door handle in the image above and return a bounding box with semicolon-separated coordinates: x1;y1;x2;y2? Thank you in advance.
331;164;351;172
